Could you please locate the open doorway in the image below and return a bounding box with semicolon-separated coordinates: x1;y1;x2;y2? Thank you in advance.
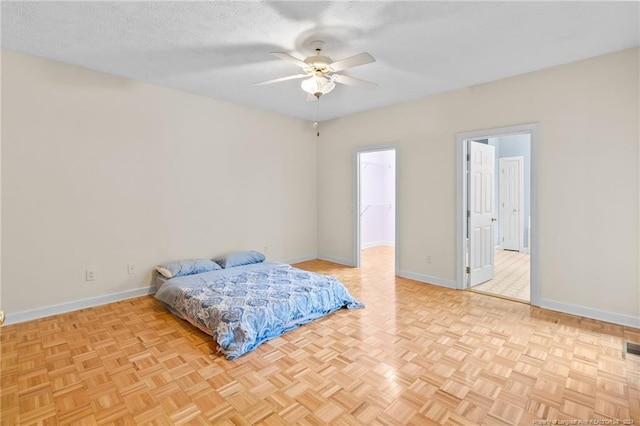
354;148;397;272
456;124;538;305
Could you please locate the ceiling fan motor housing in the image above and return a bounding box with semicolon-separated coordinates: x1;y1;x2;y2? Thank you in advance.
304;55;332;73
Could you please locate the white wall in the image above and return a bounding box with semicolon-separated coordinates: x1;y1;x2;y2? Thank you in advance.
1;49;318;320
318;48;639;325
2;47;638;328
360;150;395;248
0;45;3;323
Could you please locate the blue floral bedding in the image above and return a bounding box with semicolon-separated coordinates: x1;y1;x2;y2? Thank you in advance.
154;262;364;359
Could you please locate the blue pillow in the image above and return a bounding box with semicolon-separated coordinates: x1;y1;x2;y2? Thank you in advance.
213;251;266;269
156;258;221;279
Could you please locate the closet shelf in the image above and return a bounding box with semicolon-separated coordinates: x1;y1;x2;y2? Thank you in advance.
360;203;393;216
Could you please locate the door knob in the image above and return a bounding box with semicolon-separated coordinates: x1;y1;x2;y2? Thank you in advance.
491;218;497;222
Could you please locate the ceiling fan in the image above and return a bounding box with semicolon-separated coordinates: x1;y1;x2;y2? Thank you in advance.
255;40;377;99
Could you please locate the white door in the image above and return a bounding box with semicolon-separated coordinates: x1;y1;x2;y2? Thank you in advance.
468;141;495;287
499;157;524;251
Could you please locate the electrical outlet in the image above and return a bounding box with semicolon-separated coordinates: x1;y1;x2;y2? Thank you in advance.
425;255;432;264
264;245;269;254
85;269;96;281
127;263;136;275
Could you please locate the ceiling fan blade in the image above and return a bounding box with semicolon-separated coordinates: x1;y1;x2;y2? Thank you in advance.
329;52;375;72
271;52;309;68
255;74;308;86
333;74;377;89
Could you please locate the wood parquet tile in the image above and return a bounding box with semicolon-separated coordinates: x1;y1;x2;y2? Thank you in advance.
1;246;639;425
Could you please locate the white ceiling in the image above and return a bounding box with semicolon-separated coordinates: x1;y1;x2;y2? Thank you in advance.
2;1;639;121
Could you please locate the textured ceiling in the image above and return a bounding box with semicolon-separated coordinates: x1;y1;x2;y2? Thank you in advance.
2;1;639;121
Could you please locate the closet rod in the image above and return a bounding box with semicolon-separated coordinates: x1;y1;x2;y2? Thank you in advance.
361;161;392;169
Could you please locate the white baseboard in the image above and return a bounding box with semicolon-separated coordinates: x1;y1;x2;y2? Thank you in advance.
4;286;157;326
281;254;317;265
398;270;457;289
539;298;640;329
317;254;355;267
361;241;395;249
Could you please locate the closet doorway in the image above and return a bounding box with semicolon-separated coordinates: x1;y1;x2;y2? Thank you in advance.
354;147;397;273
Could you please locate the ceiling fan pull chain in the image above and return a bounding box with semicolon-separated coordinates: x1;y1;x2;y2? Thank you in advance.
315;97;320;137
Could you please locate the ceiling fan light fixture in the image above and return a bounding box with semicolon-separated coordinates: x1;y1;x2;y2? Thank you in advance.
262;40;376;102
301;76;335;97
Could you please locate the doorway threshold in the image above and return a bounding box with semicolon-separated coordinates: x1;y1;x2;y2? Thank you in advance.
467;288;529;305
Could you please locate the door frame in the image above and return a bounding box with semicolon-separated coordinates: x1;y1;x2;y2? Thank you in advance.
456;124;539;306
499;156;525;252
353;144;399;274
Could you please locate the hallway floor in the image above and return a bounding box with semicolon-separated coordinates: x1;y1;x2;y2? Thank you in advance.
472;249;530;302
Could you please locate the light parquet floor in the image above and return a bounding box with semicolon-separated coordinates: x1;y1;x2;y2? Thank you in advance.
1;247;639;425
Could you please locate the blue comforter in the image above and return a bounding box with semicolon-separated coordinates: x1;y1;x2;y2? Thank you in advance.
154;262;364;359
